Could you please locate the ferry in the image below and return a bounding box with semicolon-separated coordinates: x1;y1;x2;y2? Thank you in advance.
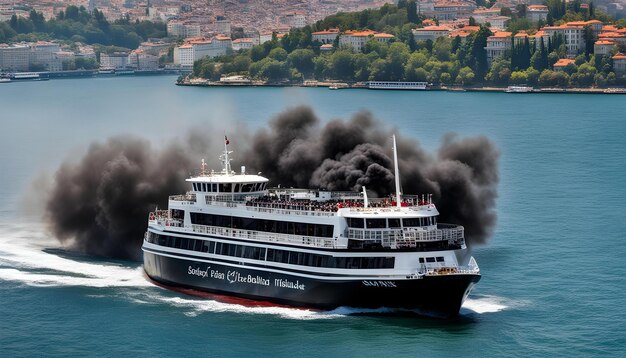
142;136;480;317
366;81;430;90
9;72;48;81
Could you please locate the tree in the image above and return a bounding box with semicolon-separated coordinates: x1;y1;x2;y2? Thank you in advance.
407;1;419;24
469;26;492;80
331;50;355;80
456;66;475;85
287;49;316;77
510;71;529;84
268;47;288;61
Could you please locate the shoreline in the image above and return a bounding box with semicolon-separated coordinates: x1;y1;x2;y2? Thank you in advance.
176;79;626;95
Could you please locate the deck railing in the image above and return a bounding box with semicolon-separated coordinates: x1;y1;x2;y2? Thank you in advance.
190;224;337;248
347;224;464;249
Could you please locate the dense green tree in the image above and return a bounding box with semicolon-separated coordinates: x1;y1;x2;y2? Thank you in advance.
268;47;288;61
287;49;316;77
331;50;356;80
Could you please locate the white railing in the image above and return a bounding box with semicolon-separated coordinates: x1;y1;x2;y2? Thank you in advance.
347;225;464;249
190;224;336;248
169;194;196;203
424;257;480;276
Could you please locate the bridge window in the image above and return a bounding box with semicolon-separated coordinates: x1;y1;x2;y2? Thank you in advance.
347;218;364;228
366;219;386;229
388;219;401;228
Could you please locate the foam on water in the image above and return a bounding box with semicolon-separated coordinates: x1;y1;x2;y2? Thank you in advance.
0;223;514;319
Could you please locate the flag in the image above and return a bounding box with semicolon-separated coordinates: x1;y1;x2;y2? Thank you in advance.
225;136;230;145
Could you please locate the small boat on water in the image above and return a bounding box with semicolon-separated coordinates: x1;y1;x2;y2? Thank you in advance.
505;85;534;93
0;78;11;83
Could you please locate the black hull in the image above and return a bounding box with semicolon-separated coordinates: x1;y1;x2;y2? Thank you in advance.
143;251;480;318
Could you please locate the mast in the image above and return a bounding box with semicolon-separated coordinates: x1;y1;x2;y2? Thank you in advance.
393;134;401;207
221;135;232;174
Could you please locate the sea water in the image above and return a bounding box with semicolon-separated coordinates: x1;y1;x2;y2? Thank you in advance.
1;76;625;356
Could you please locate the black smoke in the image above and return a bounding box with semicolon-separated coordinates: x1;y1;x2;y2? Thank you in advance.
44;106;499;260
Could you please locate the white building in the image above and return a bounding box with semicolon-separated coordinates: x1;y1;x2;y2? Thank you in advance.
471;8;501;24
284;13;306;28
594;40;615;56
412;25;450;42
167;21;201;38
260;32;274;44
311;29;340;44
232;38;255;51
128;49;159;70
0;44;30;71
174;36;233;67
216;18;231;37
100;52;129;69
339;30;394;53
484;31;512;64
30;41;61;70
484;16;511;31
543;25;584;56
526;5;548;22
613;53;626;75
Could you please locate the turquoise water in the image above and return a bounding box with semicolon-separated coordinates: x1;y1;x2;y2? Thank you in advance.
1;77;625;356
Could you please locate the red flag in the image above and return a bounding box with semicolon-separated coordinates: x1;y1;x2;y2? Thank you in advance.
225;136;230;145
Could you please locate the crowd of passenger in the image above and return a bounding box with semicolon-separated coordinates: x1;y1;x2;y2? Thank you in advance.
244;195;425;212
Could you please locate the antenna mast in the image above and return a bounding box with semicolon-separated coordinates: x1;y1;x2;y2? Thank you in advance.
220;135;232;174
393;135;401;208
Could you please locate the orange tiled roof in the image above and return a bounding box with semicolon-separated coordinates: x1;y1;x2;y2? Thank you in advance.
312;29;339;35
414;25;450;31
528;5;548;10
613;53;626;59
554;58;575;67
490;31;512;38
595;40;615;45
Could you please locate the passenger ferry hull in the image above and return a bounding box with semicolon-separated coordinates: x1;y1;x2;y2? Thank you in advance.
143;249;480;318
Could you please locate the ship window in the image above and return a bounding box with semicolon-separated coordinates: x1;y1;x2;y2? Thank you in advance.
212;184;217;192
347;218;364;228
403;218;421;227
223;183;232;192
366;219;386;229
388;219;401;228
426;257;436;263
436;257;444;262
194;240;203;252
209;241;215;253
234;184;240;192
419;257;425;263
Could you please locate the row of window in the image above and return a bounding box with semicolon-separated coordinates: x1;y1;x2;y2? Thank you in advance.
192;182;268;193
145;232;395;269
419;257;445;263
347;217;436;229
190;213;334;238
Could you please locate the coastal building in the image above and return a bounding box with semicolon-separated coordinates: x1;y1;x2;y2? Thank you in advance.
543;24;584;56
232;38;255;52
127;49;159;70
553;58;575;71
0;44;30;72
174;36;233;67
526;5;548;22
484;31;512;64
484;16;510;31
594;40;616;56
100;52;130;70
174;44;194;67
338;30;394;52
613;53;626;75
167;21;201;38
420;3;476;21
412;25;450;42
49;50;75;71
260;32;274;44
448;26;480;43
215;17;231;37
312;29;340;44
139;41;170;57
471;8;501;24
30;41;61;70
284;12;306;28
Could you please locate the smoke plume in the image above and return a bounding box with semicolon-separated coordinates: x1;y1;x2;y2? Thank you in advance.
44;106;499;260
